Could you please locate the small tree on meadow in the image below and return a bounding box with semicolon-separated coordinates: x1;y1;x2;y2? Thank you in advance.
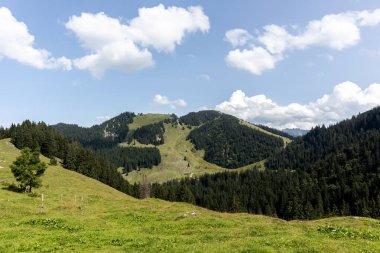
10;148;47;192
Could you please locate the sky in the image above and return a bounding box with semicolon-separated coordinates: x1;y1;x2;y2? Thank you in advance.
1;0;380;129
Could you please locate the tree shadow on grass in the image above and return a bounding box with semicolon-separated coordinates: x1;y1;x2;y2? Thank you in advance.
2;183;24;193
1;182;37;197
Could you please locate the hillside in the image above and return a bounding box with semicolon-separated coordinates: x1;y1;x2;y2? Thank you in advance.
154;107;380;220
187;114;284;168
53;111;290;183
1;138;380;252
126;122;228;183
265;106;380;170
53;112;136;147
126;112;288;183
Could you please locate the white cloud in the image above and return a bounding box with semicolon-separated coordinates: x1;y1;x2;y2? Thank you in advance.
226;8;380;75
153;94;187;109
66;4;209;78
224;29;253;47
96;115;111;121
0;7;71;70
127;5;209;52
216;82;380;129
225;46;282;75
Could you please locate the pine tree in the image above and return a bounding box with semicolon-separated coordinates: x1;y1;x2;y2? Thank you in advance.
10;148;47;192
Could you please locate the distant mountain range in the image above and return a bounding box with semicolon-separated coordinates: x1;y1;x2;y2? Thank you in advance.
282;128;309;137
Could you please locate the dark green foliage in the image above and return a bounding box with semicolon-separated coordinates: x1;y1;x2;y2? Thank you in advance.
96;146;161;173
163;114;178;124
53;112;135;148
0;126;8;139
49;157;58;166
179;110;221;126
10;148;47;192
176;183;195;204
265;106;380;170
10;120;67;158
53;112;162;172
256;124;294;140
8;121;133;196
131;121;165;146
152;107;380;220
53;123;113;148
187;115;284;168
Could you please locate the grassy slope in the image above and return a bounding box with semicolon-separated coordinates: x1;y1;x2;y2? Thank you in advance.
128;114;172;132
1;139;379;252
126;116;287;184
126;123;227;184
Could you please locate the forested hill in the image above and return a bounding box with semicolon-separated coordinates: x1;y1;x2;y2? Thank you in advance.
152;107;380;220
53;112;135;147
53;112;162;173
265;106;380;170
186;114;285;168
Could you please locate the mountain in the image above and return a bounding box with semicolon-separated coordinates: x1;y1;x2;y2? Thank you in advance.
186;113;284;168
282;128;309;137
1;138;378;252
53;110;291;183
52;113;167;173
153;107;380;220
265;106;380;170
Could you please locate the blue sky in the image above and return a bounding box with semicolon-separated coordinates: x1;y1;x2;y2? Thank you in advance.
1;0;380;129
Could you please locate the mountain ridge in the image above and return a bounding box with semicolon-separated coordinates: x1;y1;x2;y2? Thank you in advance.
52;110;291;183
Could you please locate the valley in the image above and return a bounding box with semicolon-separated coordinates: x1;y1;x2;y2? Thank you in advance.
0;138;379;252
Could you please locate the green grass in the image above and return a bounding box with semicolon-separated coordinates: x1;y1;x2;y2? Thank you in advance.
1;138;379;252
128;114;172;132
126;123;227;184
240;120;292;147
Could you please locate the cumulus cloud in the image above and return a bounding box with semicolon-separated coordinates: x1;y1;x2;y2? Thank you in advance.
225;8;380;75
224;29;253;47
96;115;111;121
216;82;380;129
153;94;187;109
66;4;209;78
226;46;282;75
0;7;71;70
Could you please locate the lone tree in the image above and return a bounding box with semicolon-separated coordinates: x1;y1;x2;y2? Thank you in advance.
10;148;47;192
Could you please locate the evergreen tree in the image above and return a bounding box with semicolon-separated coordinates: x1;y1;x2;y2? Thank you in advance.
10;148;47;192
